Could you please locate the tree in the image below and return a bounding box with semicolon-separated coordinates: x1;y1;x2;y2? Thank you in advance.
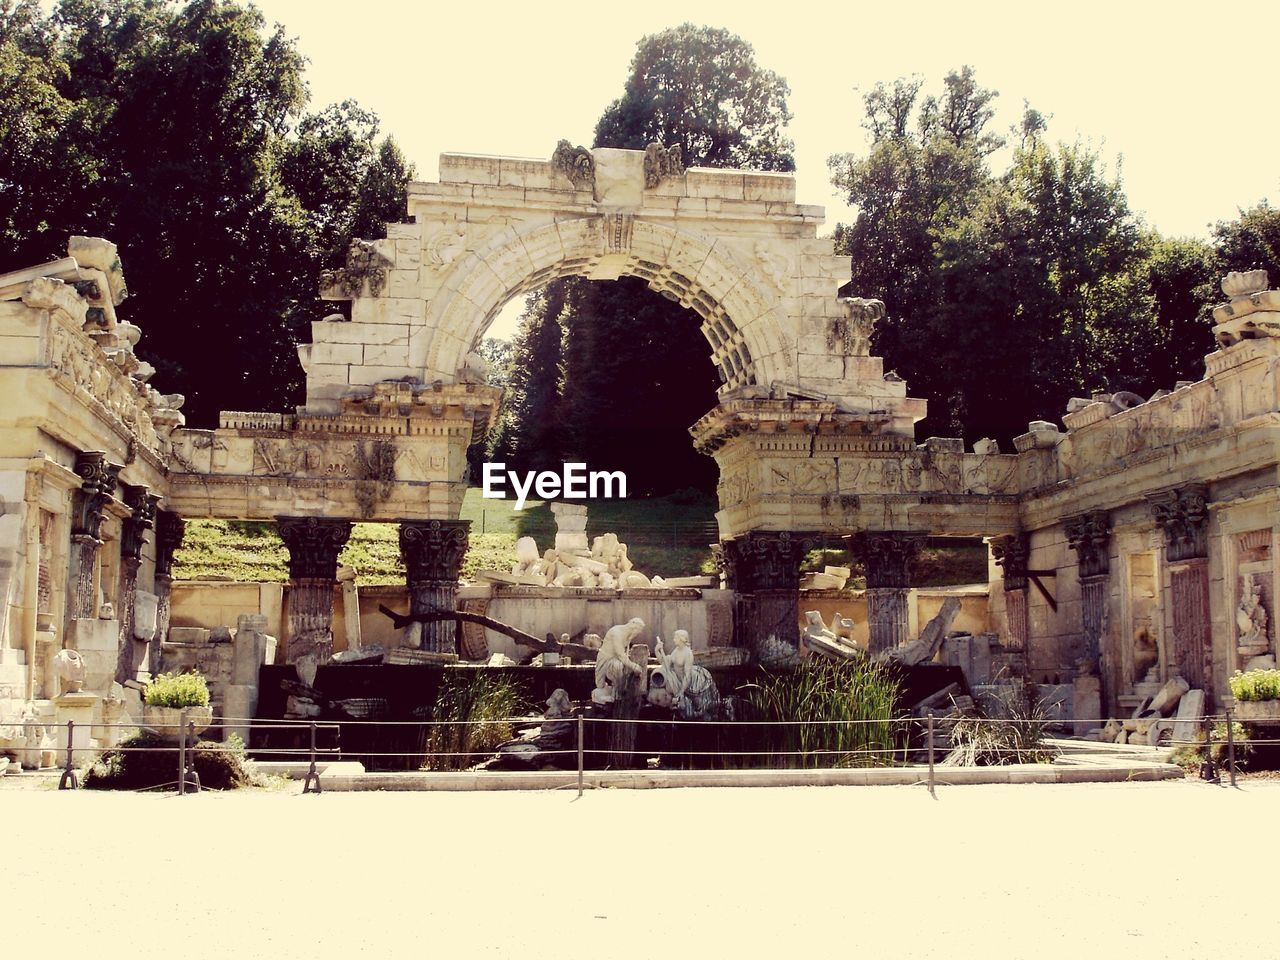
595;23;794;171
0;0;414;426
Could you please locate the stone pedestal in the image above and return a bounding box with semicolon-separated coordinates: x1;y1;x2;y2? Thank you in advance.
277;517;353;667
53;691;98;765
67;617;123;696
722;531;810;657
850;532;923;655
1072;676;1101;737
399;520;470;654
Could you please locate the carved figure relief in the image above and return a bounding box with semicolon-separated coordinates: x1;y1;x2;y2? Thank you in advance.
643;142;684;188
425;224;466;266
1237;574;1270;655
753;242;790;295
765;461;833;495
551;140;595;190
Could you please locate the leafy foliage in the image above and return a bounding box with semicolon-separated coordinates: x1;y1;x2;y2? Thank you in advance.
829;67;1228;445
144;670;210;708
0;0;412;425
84;730;250;790
738;659;901;768
1229;668;1280;702
420;671;532;771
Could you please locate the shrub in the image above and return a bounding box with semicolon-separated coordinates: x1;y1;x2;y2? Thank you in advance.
738;658;901;768
84;731;250;790
1171;720;1250;773
144;671;210;708
421;671;532;771
1229;669;1280;702
943;689;1058;766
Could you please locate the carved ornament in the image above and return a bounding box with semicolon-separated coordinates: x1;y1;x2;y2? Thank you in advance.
1147;483;1210;563
851;532;924;589
551;140;595;190
320;240;394;299
722;531;814;593
399;519;470;585
72;451;122;540
353;439;398;519
643;142;684;188
154;510;186;579
277;516;353;581
120;486;159;562
990;534;1030;592
1065;511;1111;579
830;297;885;358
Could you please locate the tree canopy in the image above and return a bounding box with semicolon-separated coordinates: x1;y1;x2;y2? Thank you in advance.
829;67;1234;444
0;0;413;425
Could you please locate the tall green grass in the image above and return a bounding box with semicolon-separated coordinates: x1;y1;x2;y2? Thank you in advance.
420;671;533;771
738;659;902;768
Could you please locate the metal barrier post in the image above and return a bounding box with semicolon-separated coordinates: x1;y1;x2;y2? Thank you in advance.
302;721;321;794
185;720;201;793
1225;708;1237;787
926;713;936;798
177;708;187;796
58;719;78;790
1200;716;1218;783
577;714;584;798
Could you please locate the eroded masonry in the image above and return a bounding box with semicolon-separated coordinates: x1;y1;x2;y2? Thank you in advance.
1;145;1277;755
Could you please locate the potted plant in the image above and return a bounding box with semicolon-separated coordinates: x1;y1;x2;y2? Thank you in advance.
142;671;213;741
1228;668;1280;721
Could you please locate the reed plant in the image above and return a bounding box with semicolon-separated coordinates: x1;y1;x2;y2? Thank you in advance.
421;671;532;771
738;659;901;768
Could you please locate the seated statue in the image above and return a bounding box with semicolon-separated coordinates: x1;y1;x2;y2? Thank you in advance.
53;648;86;693
592;618;646;704
650;630;721;719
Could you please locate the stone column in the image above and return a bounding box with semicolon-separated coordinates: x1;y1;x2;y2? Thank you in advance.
1148;484;1211;691
722;531;812;660
991;534;1031;653
68;452;121;619
1065;511;1111;725
398;520;470;653
149;510;186;675
277;517;352;671
114;486;158;684
851;532;924;655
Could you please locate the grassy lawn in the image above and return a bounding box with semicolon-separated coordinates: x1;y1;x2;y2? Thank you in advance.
171;490;988;587
173;488;723;584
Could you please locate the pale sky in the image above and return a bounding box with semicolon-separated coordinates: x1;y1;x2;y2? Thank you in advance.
253;0;1278;338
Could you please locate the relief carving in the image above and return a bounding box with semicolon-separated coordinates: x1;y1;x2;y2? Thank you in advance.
319;240;394;298
1065;511;1111;579
643;142;684;188
551;140;595;190
1147;483;1210;562
424;224;466;266
830;297;885;357
353;439;398;519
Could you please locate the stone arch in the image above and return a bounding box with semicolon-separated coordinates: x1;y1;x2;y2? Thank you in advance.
423;216;786;390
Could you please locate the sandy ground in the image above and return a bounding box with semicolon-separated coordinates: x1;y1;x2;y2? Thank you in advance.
8;779;1275;959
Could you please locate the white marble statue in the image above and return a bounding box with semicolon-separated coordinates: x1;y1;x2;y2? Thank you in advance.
592;618;646;705
654;630;695;702
511;536;544;577
650;630;721;719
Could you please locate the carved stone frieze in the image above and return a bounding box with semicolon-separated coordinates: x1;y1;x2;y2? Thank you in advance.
353;439;398;519
276;516;353;581
119;486;159;563
551;140;595;190
72;451;122;540
1065;511;1111;579
851;532;924;589
1147;483;1210;562
990;534;1030;592
49;322;161;452
319;240;394;298
643;142;684;188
